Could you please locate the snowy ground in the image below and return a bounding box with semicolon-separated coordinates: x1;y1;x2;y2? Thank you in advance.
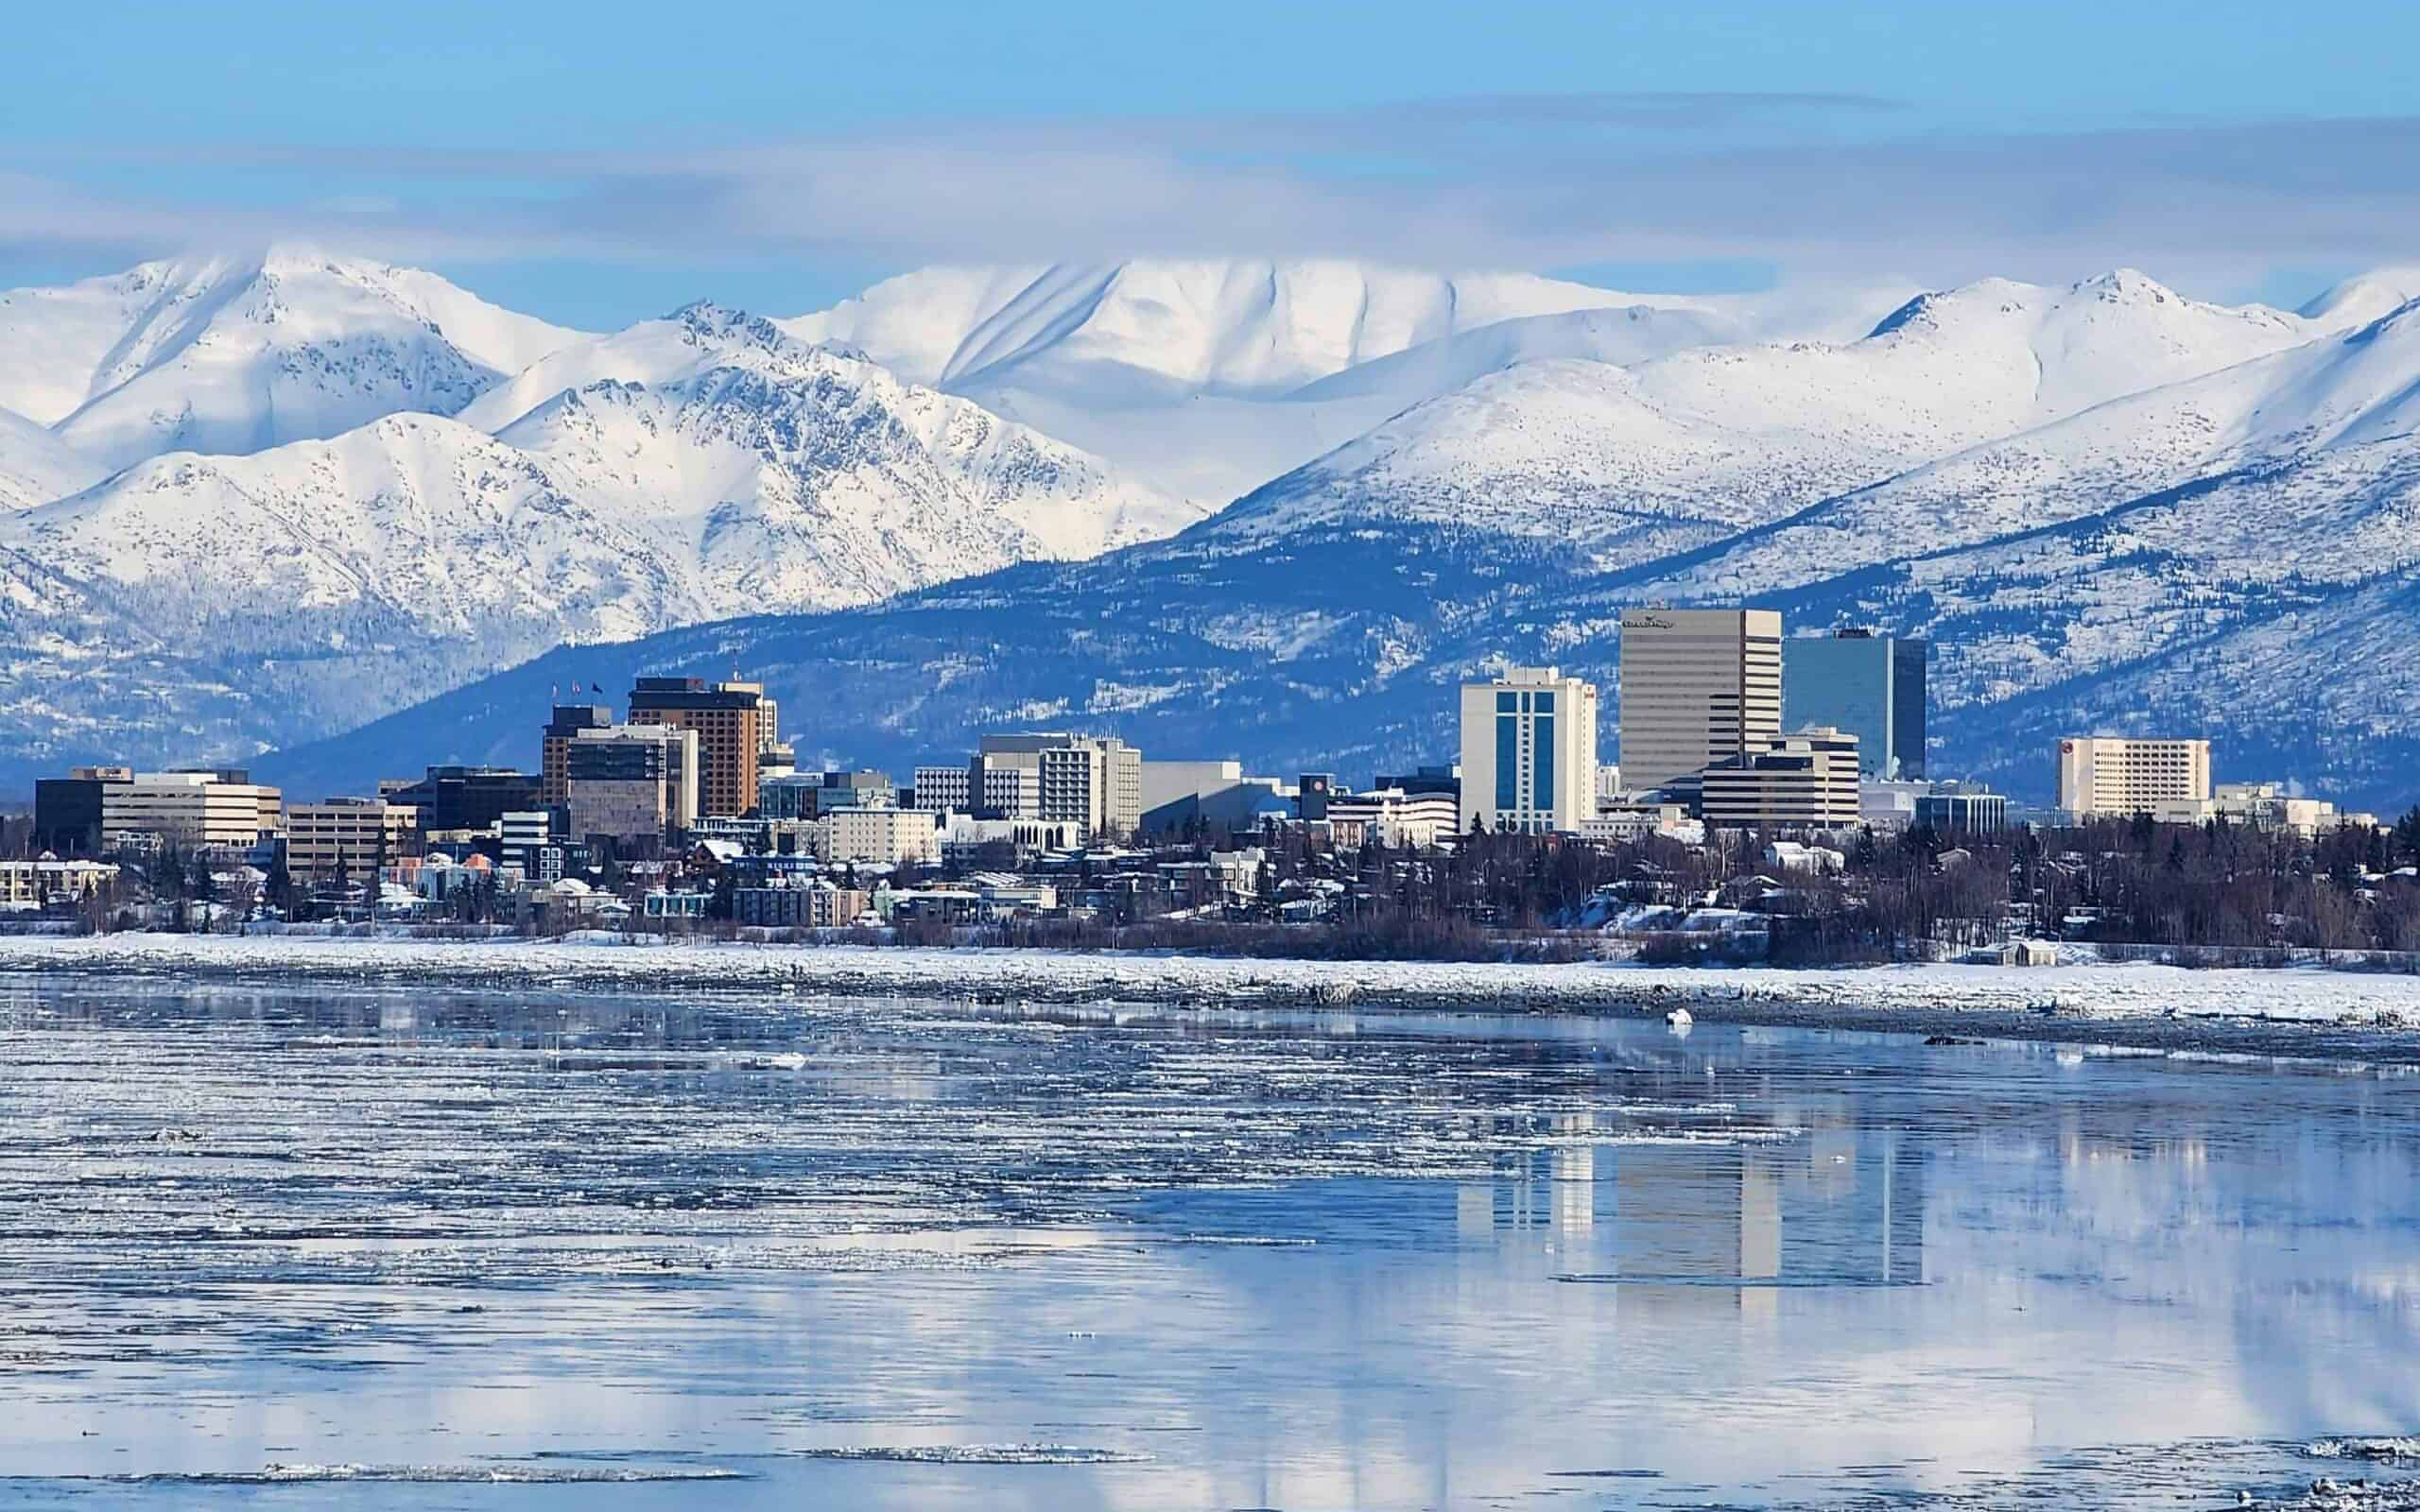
8;933;2420;1045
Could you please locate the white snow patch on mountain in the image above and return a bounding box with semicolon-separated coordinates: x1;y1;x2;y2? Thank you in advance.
0;405;107;513
0;249;590;471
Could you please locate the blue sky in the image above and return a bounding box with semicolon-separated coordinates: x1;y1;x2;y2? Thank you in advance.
4;0;2415;325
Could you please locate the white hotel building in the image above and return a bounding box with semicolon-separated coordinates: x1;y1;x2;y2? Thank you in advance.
2055;737;2212;818
1458;667;1600;834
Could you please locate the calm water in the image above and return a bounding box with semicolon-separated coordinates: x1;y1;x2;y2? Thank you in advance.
1;972;2416;1510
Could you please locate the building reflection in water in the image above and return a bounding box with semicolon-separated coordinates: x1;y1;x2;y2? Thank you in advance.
1455;1113;1927;1318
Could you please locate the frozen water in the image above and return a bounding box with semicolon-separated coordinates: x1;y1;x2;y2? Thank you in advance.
1;971;2417;1509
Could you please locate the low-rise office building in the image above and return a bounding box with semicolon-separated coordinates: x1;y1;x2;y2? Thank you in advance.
41;768;283;851
1325;788;1462;850
287;799;419;883
1700;727;1862;831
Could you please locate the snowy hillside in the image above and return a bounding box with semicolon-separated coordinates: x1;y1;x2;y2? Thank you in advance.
0;406;106;512
0;305;1193;776
1204;270;2326;569
0;249;589;471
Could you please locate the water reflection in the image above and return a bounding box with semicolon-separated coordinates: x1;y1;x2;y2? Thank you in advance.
1;975;2418;1509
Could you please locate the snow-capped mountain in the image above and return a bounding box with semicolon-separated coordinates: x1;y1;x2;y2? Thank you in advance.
1209;270;2329;566
0;405;105;512
779;258;1913;504
257;273;2420;813
0;249;589;471
0;303;1193;775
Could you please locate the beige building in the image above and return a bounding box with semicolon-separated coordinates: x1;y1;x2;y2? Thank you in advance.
2056;737;2211;817
101;770;283;848
970;733;1143;838
1327;788;1462;850
827;806;942;868
287;799;419;883
1458;666;1600;833
1700;727;1862;831
0;858;119;906
1616;608;1784;792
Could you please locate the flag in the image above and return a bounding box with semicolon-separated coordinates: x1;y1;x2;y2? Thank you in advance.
591;681;604;693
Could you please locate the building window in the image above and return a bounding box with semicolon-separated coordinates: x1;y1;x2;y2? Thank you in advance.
1532;714;1555;812
1495;715;1519;812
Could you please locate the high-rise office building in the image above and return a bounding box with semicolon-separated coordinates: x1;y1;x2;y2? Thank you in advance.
2055;737;2211;817
627;678;765;818
564;724;700;841
1457;666;1600;834
541;705;614;805
1781;630;1928;779
1616;608;1784;792
287;798;418;884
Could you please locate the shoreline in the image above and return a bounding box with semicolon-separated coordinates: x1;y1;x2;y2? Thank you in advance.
10;932;2420;1063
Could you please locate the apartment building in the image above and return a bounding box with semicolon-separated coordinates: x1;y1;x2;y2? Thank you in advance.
1700;727;1862;831
827;806;942;868
1458;666;1600;834
2055;737;2212;817
1617;608;1784;792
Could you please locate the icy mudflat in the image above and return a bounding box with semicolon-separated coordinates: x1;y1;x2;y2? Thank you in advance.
2;973;2418;1509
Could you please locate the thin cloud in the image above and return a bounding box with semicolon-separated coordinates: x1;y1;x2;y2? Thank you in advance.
0;101;2413;292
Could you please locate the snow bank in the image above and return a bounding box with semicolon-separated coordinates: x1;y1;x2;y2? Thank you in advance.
7;934;2420;1031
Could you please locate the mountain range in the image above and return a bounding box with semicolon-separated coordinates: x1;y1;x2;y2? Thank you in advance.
3;246;2417;811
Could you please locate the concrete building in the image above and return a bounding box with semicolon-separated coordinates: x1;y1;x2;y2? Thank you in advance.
827;806;942;868
910;765;971;813
626;677;766;818
1326;788;1462;850
2207;782;2345;836
498;811;558;881
90;770;284;849
939;815;1081;863
1700;727;1861;831
565;724;700;841
1782;629;1928;778
1616;608;1784;792
1136;760;1288;838
541;705;614;806
970;733;1144;839
2055;737;2212;818
1915;787;2010;833
287;799;418;884
1458;666;1600;834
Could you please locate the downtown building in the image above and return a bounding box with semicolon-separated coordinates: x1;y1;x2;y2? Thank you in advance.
959;733;1145;839
1616;608;1784;793
1699;727;1863;832
1458;666;1600;834
563;724;701;846
36;767;283;854
1781;629;1928;779
2055;737;2212;818
287;798;419;884
626;678;767;819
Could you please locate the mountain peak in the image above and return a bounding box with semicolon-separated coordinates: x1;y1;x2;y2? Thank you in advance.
2302;266;2420;331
